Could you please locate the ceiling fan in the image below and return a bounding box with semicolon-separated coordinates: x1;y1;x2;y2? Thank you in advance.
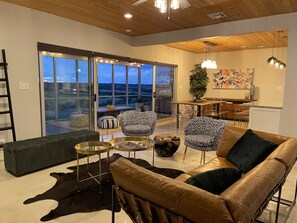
131;0;191;10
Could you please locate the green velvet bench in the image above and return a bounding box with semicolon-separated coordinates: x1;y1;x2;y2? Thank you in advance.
3;130;99;176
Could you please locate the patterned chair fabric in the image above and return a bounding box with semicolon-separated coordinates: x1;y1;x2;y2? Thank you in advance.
117;110;157;137
184;116;228;152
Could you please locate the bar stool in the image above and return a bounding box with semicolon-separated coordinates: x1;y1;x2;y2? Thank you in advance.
98;116;118;141
234;109;249;128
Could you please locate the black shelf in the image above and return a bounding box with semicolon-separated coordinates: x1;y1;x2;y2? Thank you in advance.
0;110;10;114
0;126;12;131
0;49;16;142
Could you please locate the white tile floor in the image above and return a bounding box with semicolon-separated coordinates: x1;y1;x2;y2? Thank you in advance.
0;118;296;223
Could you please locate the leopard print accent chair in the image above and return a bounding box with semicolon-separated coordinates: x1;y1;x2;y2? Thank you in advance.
183;116;228;164
117;110;157;137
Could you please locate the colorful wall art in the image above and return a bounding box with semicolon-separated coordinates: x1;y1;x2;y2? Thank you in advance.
213;68;254;89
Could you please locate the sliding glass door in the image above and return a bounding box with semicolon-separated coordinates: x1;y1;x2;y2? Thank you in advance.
96;60;154;112
96;59;176;118
154;65;175;117
40;52;94;135
38;43;177;136
140;64;153;110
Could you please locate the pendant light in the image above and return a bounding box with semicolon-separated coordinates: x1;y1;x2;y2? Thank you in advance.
267;31;276;65
201;41;217;69
267;30;286;69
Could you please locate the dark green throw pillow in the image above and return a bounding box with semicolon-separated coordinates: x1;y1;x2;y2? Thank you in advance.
185;168;241;195
227;129;278;173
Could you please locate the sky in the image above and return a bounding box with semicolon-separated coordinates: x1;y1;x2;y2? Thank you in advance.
42;56;171;85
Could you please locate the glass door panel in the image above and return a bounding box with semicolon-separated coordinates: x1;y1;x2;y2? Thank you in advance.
43;56;56;121
154;65;174;117
40;53;94;135
140;64;153;111
98;63;112;108
114;64;127;107
56;58;77;119
128;66;138;107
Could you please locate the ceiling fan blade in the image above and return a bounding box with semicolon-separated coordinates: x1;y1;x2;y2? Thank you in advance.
131;0;148;6
180;0;191;9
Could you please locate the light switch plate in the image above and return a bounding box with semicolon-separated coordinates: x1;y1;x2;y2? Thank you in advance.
19;82;30;90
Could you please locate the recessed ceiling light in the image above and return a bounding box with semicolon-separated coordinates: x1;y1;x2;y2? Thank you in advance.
124;13;133;19
126;29;132;33
240;45;247;48
257;45;266;48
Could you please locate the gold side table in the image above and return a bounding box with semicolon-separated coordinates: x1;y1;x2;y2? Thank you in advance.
109;137;155;166
74;141;111;193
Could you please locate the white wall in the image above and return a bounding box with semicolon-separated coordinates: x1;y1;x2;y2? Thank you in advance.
198;48;287;103
0;2;196;140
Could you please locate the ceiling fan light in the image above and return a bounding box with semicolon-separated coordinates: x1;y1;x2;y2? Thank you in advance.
159;0;167;13
155;0;161;8
171;0;179;10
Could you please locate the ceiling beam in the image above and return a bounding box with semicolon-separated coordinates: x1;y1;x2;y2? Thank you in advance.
130;12;295;46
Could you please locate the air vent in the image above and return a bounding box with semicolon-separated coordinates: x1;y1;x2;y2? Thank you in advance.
207;12;227;19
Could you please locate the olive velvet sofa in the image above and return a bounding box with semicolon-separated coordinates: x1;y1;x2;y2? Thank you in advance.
110;126;297;223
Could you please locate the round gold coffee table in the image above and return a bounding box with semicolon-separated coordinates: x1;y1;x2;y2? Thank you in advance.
109;137;155;165
74;141;111;193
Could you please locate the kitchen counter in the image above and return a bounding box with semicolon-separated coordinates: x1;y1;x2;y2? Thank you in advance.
242;100;282;109
241;100;283;134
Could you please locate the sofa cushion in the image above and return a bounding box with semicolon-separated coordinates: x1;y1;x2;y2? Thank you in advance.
185;168;242;195
227;129;278;173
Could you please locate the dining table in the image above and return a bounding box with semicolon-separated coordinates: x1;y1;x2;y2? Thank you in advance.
170;100;225;128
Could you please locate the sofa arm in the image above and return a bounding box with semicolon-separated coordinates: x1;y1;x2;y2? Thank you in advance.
110;158;234;223
220;159;286;223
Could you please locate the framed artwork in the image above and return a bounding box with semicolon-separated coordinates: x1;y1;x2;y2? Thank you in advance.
212;68;254;89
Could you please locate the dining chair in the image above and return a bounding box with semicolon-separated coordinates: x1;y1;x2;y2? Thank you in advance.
179;105;195;131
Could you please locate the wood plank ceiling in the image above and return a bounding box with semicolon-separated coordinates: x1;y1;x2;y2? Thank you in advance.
1;0;294;53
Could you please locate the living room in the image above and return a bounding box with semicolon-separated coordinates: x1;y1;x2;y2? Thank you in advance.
1;0;297;223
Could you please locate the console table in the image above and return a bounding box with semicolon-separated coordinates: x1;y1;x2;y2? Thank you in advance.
97;106;134;118
204;98;256;120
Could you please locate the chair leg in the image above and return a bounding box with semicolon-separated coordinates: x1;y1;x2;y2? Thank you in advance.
183;146;188;160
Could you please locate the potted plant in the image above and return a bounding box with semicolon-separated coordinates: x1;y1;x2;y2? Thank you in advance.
189;64;209;101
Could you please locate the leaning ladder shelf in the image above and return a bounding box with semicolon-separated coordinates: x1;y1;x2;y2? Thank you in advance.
0;49;16;145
